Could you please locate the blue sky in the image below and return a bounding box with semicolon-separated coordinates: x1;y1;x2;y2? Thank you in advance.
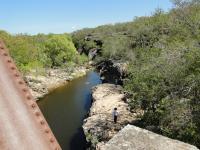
0;0;173;35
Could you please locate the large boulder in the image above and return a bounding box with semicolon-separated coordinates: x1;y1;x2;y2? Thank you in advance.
99;124;199;150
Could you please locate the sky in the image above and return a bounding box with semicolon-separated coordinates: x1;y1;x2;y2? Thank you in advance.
0;0;173;35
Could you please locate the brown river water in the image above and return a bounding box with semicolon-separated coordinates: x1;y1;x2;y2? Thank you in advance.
37;71;101;150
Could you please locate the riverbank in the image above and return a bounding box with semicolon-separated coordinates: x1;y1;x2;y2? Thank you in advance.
83;84;138;149
25;66;89;100
37;71;101;150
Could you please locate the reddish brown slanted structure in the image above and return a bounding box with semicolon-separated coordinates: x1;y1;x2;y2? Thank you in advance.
0;41;61;150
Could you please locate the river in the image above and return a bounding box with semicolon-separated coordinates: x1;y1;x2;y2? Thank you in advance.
37;71;101;150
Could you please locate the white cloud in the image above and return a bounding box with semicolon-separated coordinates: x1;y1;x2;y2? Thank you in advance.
71;25;77;30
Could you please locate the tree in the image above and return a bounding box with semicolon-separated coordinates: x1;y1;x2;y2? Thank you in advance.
44;34;77;67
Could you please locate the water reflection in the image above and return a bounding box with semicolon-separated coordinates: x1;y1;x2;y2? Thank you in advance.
37;72;101;150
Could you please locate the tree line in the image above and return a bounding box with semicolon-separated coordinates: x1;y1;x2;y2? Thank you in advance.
72;0;200;147
0;31;88;74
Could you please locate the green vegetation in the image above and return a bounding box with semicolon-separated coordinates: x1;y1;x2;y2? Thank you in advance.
0;32;88;74
72;0;200;147
0;0;199;147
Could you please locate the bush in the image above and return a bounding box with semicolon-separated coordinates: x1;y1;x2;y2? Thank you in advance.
0;32;86;74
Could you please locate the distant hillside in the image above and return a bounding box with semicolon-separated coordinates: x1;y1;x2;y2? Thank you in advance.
72;0;200;148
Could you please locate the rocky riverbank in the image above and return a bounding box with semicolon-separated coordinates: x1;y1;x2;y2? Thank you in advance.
83;84;138;149
83;83;199;150
25;66;89;100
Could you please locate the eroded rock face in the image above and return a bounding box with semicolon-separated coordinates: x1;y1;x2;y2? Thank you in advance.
83;84;136;149
88;48;101;60
99;125;199;150
97;60;128;85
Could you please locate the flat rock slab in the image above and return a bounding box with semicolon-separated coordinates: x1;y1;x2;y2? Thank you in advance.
100;125;199;150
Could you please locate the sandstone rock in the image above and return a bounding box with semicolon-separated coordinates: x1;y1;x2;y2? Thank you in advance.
99;124;199;150
83;84;136;148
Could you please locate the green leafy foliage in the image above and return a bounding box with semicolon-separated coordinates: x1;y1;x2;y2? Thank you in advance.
72;0;200;147
44;34;77;67
0;32;87;74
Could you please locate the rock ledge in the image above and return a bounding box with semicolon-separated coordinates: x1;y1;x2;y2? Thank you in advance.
100;124;199;150
83;84;136;148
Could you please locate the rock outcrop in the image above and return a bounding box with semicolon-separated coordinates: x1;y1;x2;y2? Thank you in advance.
97;60;128;85
99;124;199;150
88;48;100;60
25;67;88;100
83;84;137;149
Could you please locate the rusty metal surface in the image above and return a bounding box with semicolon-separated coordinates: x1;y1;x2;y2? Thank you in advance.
0;41;61;150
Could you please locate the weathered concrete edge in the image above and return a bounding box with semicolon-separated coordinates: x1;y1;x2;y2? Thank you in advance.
100;124;199;150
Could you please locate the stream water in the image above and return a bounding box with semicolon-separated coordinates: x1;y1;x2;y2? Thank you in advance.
37;71;101;150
